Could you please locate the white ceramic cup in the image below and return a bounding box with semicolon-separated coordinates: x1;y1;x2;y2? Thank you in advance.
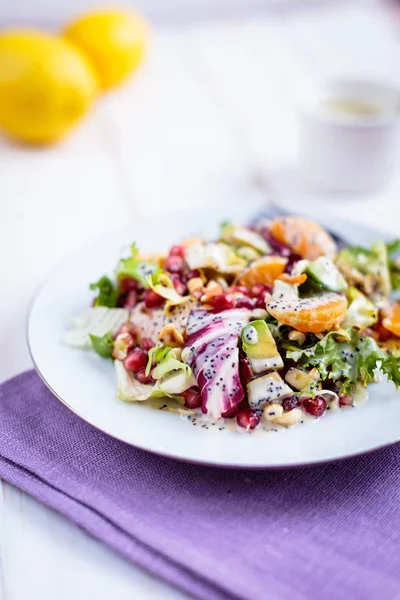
299;79;400;193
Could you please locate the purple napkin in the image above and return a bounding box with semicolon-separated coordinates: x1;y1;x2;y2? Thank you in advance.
1;371;400;600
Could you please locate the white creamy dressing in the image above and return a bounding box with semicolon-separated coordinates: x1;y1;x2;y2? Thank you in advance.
178;387;370;432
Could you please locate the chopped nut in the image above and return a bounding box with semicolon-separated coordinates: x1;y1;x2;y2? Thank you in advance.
334;328;352;342
206;280;222;291
309;368;319;380
263;403;283;422
158;324;185;347
112;332;133;360
201;282;223;303
288;330;306;345
215;276;229;289
249;308;268;320
187;277;204;296
274;408;303;427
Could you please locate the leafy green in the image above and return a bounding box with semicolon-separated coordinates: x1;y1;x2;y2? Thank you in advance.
335;241;391;299
220;220;231;233
147;273;189;309
386;239;400;290
341;287;377;330
152;349;192;380
145;346;192;380
145;345;171;376
116;242;162;288
89;276;119;308
89;331;114;359
286;328;400;393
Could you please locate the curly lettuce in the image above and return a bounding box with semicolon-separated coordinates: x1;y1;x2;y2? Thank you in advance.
90;276;119;308
286;328;400;393
386;239;400;290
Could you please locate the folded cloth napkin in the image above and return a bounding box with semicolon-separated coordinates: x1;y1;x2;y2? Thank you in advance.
1;371;400;600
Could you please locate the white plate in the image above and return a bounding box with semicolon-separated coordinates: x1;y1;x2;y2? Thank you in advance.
27;210;400;468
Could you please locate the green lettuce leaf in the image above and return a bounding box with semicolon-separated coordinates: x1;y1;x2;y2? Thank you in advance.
89;331;114;359
335;241;391;299
386;239;400;290
116;243;162;288
89;276;119;308
146;346;192;381
147;273;189;309
286;328;400;393
145;345;171;376
152;349;192;381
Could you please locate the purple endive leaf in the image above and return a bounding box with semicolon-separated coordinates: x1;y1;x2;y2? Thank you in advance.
185;309;250;419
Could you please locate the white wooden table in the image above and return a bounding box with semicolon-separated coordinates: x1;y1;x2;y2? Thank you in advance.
2;2;400;598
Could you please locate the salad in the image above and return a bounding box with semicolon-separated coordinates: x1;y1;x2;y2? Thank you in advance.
64;215;400;431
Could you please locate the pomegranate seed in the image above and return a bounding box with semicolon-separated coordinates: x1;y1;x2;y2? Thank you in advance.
124;348;149;373
221;405;239;418
140;338;155;352
164;255;185;274
118;277;139;293
234;285;250;296
183;387;202;409
302;396;327;417
239;355;253;384
186;269;200;280
249;284;273;298
255;292;270;309
136;368;155;385
284;253;302;273
236;296;256;309
171;274;187;296
282;396;301;411
144;289;165;309
123;290;138;309
209;293;236;311
168;244;185;258
117;323;137;340
339;394;354;406
237;408;260;430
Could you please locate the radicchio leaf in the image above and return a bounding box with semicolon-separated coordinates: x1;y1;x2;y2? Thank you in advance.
185;308;250;419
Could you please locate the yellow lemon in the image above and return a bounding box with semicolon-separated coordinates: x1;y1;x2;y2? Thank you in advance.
0;30;98;144
64;9;149;90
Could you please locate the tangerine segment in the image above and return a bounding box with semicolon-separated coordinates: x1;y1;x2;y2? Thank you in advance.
270;216;337;260
239;256;287;287
382;302;400;337
267;292;348;333
278;273;307;285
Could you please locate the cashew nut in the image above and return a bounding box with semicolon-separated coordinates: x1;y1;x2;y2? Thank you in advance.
158;324;185;347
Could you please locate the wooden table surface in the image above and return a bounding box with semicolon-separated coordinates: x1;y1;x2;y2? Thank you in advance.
1;1;400;598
